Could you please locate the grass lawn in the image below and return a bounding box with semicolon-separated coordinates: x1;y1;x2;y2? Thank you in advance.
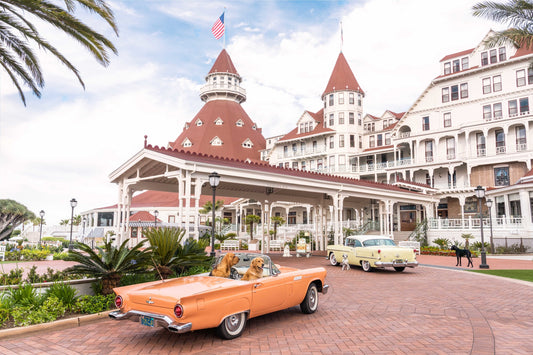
469;269;533;283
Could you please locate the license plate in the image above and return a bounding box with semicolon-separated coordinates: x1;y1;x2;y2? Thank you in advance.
140;315;155;327
393;259;405;264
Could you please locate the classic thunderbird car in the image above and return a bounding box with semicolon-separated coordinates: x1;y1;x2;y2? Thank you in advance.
326;235;418;272
109;253;328;339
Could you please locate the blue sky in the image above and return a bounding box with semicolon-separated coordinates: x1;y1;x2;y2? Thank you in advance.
0;0;497;225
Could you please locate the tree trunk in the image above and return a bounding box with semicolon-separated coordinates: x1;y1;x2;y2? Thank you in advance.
102;274;121;295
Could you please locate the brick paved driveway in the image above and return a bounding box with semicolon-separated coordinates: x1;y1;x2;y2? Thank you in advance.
1;255;532;354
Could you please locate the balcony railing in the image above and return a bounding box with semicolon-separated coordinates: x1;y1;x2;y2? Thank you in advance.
428;217;522;230
477;148;486;157
517;143;527;151
399;132;411;139
278;146;327;159
496;146;506;154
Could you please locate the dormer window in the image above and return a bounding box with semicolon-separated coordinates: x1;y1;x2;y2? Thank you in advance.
242;139;253;148
210;136;223;146
182;138;192;147
236;119;244;127
481;47;506;66
215;117;223;125
196;119;203;126
252;124;256;130
185;123;189;129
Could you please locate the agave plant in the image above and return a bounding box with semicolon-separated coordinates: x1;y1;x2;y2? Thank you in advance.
64;240;150;295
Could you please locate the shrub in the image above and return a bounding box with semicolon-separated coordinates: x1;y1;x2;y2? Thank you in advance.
74;294;114;314
12;296;66;326
0;268;23;285
4;283;43;308
53;252;69;260
44;283;78;311
432;238;451;249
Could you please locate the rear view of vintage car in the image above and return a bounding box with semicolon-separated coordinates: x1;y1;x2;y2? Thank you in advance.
110;253;328;339
327;235;418;272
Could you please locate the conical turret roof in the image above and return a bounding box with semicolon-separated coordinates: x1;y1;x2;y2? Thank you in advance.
322;52;364;99
208;49;239;76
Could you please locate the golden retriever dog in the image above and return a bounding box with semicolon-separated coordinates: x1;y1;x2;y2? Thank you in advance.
210;253;239;278
241;257;264;281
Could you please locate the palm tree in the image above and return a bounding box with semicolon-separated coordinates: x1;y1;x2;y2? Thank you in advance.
270;216;285;239
245;215;261;239
0;0;118;105
64;240;150;295
473;0;533;49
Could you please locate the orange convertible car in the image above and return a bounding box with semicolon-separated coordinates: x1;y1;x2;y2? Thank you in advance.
109;253;329;339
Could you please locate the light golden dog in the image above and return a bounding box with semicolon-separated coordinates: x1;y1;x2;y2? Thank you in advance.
210;253;240;278
241;257;264;281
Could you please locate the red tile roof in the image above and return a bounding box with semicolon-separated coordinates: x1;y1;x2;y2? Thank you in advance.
278;109;334;142
208;49;239;76
322;52;364;98
129;210;161;222
144;144;422;194
510;45;533;59
440;48;475;62
169;99;266;162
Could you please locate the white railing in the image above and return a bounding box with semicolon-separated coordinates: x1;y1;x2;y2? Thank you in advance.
447;153;456;160
399;132;411;139
428;217;522;230
200;83;246;97
277;146;327;159
496;146;506;154
516;143;527;151
477;148;486;157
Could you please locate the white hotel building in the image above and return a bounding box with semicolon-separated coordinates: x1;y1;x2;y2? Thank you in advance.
265;30;533;246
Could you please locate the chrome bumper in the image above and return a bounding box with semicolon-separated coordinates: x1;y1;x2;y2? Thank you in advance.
109;310;192;333
374;260;419;268
321;284;329;294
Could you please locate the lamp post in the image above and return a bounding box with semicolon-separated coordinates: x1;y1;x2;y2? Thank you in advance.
154;210;159;229
486;199;495;254
209;172;221;257
474;186;489;269
39;210;45;248
69;198;77;251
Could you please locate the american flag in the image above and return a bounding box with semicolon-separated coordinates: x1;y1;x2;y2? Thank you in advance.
211;12;225;40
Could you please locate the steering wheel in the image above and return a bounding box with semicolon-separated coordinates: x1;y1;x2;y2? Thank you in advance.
230;267;241;280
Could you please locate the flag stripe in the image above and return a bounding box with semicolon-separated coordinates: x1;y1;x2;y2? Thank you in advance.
211;13;225;40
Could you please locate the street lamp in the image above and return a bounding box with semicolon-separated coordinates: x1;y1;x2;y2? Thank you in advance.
69;198;77;251
39;210;45;248
486;199;495;254
154;210;159;228
209;172;221;257
474;186;489;269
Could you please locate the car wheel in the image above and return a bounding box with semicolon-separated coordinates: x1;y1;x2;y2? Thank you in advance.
361;260;372;272
329;253;339;266
394;267;405;272
216;312;247;339
300;283;319;314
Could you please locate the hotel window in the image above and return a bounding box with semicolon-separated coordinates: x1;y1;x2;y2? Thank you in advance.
476;133;486;157
358;114;362;126
495;129;506;154
510;193;522;217
385;133;391;145
312;140;317;151
329;136;334;149
482;78;491;94
444;62;451;75
448;171;457;188
338;93;344;105
359;135;362;148
236;119;244;127
301;161;306;170
364;123;368;131
452;59;460;72
299;123;304;133
300;142;306;152
490;49;497;64
383;120;389;129
516;69;526;87
529;68;533;84
339;135;345;148
168;215;175;223
481;52;488;66
329;114;334;126
493;103;503;119
516;126;527;150
371;122;375;131
426;173;433;186
369;135;375;148
442;87;449;102
425;141;433;162
377;134;383;146
422;116;430;131
462;57;469;70
451;85;459;100
196;119;203;126
350;135;355;147
349;112;354;124
446;137;455;159
329;94;334;106
493;75;502;92
349;93;354;104
339;112;345;124
284;162;289;168
317;159;323;169
215;118;223;125
292;143;297;153
443;112;452;127
520;97;529;114
460;83;469;98
483;105;492;120
509;99;518;116
292;162;298;169
358;94;362;106
283;146;288;157
499;47;506;61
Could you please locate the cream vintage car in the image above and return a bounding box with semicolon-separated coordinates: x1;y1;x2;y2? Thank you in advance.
326;235;418;272
110;253;328;339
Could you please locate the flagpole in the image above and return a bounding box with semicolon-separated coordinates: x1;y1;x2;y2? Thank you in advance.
223;7;226;49
340;20;343;52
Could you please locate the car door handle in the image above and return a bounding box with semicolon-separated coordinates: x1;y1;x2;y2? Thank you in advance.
253;283;263;289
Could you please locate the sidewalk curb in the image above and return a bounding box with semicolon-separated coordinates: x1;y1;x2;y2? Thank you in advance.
0;310;115;340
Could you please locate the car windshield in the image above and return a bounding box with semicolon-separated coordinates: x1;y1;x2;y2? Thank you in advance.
213;253;279;276
362;239;397;247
